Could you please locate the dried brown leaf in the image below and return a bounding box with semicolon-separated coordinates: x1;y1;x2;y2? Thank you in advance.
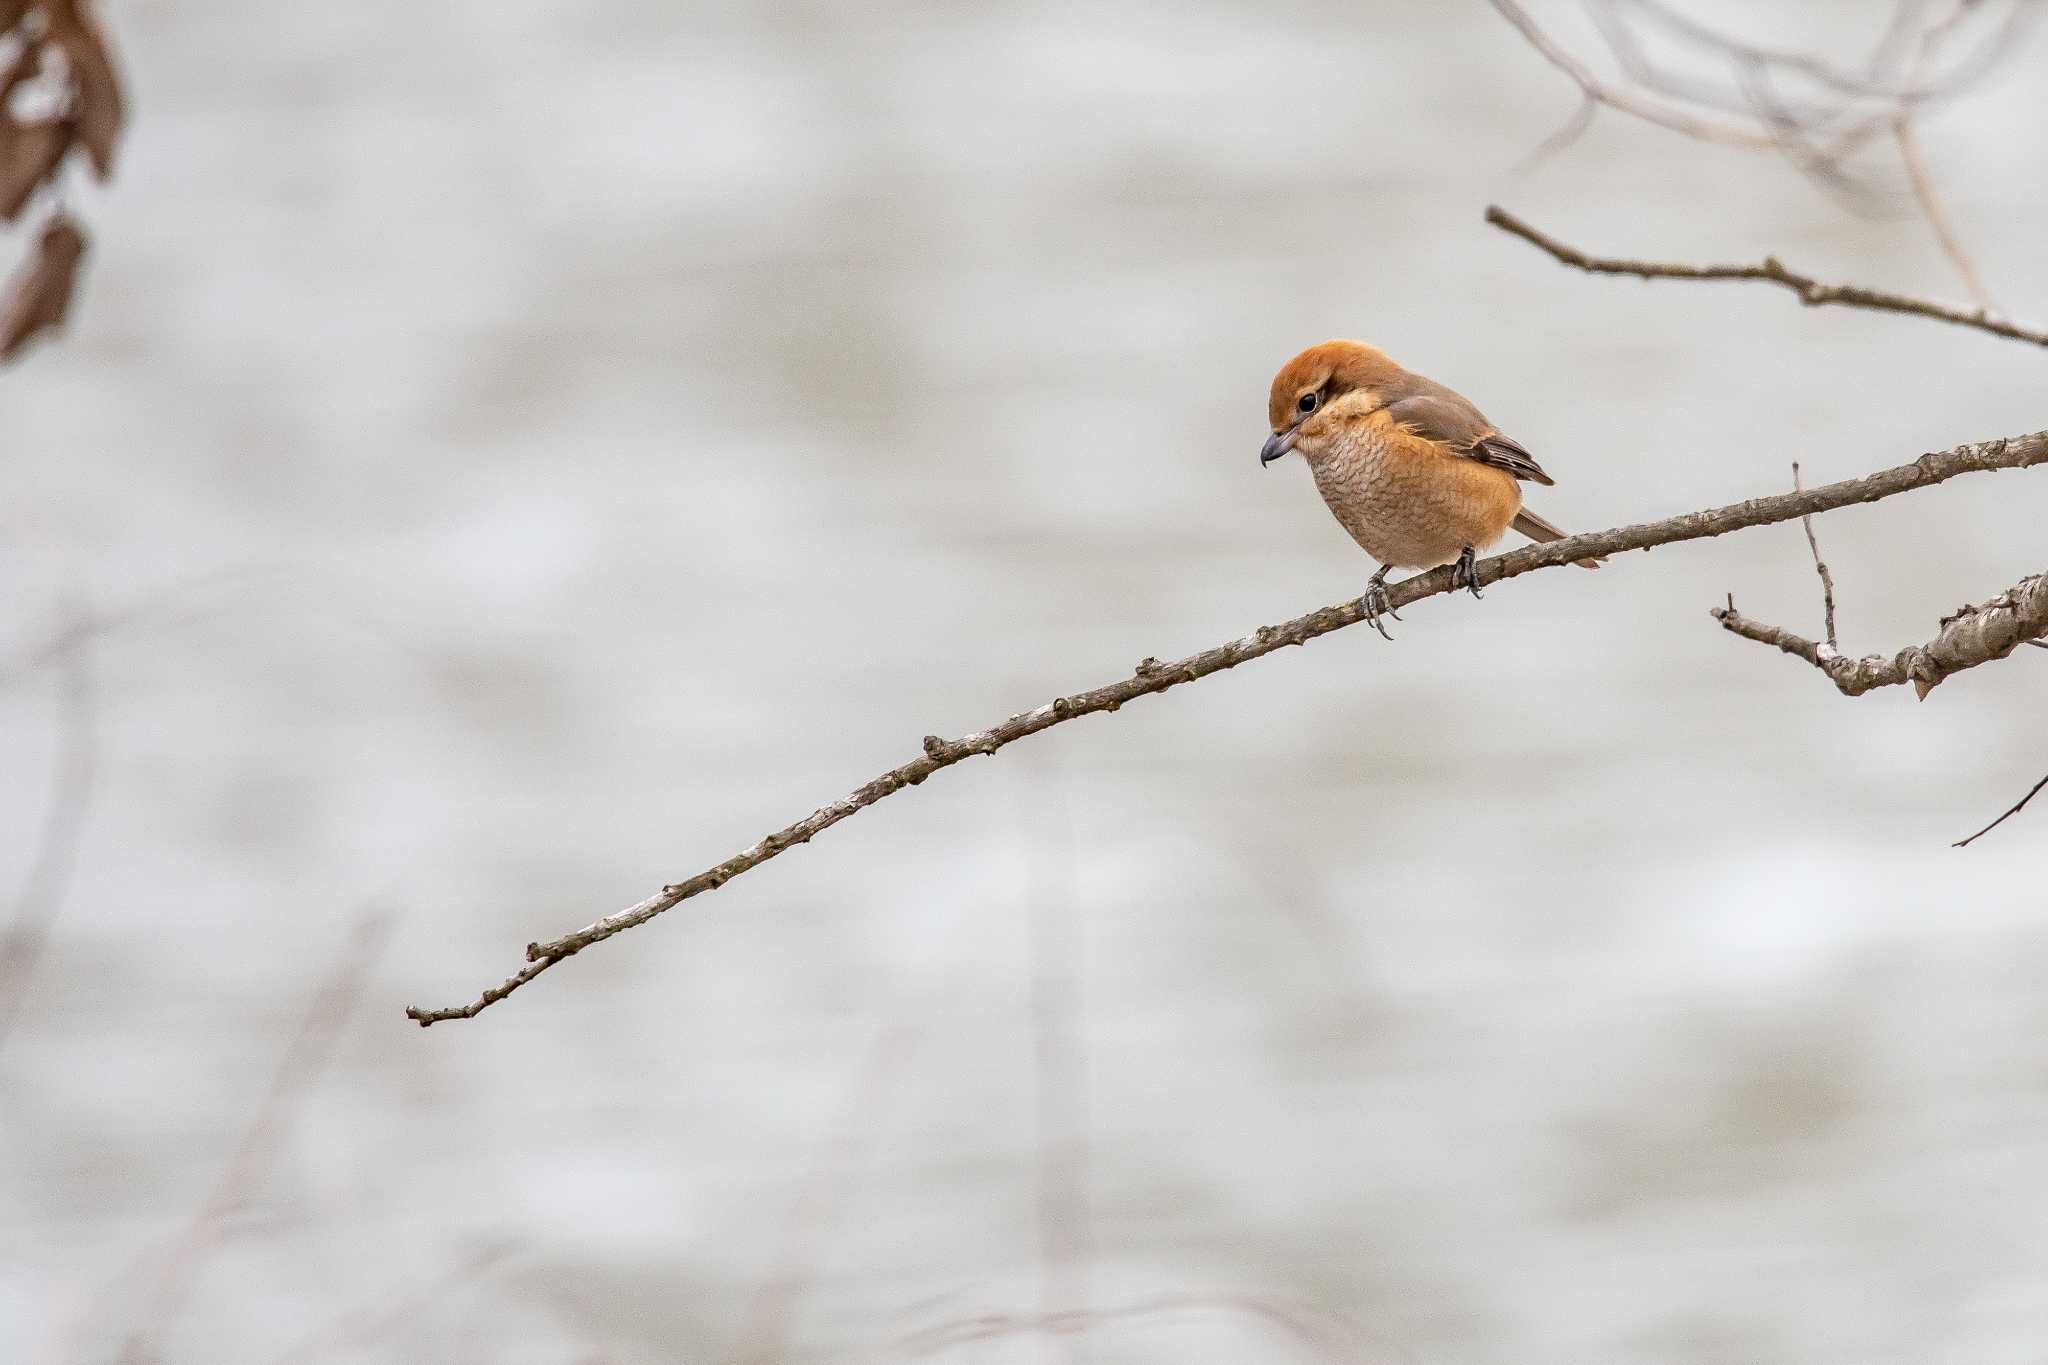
36;0;121;178
1;210;86;361
0;30;40;102
0;116;70;220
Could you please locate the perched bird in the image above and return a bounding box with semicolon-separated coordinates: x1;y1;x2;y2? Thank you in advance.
1261;339;1599;638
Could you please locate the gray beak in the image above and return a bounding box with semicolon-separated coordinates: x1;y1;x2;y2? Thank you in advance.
1260;427;1298;466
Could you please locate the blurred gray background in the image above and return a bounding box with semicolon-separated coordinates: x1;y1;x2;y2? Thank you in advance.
5;2;2047;1362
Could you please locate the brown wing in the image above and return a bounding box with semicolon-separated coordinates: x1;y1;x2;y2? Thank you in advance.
1383;393;1556;487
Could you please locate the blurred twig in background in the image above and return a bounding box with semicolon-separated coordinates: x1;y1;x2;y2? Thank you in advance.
0;604;96;1055
730;997;926;1365
1892;112;1997;311
1488;0;1780;150
97;911;392;1364
1484;204;2048;346
264;1239;517;1365
407;431;2048;1026
1023;770;1089;1365
1491;0;2036;300
880;1292;1376;1363
0;0;124;363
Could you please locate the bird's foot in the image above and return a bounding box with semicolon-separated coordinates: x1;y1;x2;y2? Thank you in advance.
1451;546;1483;600
1360;565;1402;641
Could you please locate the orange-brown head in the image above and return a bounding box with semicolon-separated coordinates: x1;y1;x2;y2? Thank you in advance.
1260;339;1411;466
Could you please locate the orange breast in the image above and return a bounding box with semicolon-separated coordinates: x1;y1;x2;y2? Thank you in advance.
1312;417;1523;569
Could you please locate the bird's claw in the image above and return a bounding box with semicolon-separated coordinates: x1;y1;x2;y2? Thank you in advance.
1451;546;1483;600
1360;567;1401;641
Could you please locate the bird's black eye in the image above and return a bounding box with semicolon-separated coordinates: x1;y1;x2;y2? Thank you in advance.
1297;391;1319;414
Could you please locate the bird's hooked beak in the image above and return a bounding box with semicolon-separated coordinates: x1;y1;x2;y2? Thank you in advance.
1259;427;1298;466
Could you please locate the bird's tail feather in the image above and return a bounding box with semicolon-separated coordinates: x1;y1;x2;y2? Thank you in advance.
1513;509;1603;569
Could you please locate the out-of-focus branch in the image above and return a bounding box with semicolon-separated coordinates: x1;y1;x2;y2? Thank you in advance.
1712;573;2047;699
1891;0;2011;307
1493;1;2035;197
1487;0;1777;149
111;911;392;1363
1485;204;2048;347
266;1240;515;1365
1954;772;2048;848
1022;773;1089;1364
1893;115;1998;311
884;1292;1370;1361
1587;0;2033;117
406;430;2048;1026
1495;1;2033;294
730;1008;923;1365
0;616;95;1054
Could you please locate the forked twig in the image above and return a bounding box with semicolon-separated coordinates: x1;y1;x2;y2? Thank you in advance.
1714;573;2047;700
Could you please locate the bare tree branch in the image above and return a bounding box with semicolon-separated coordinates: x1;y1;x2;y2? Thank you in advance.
405;430;2048;1027
1954;772;2048;848
1713;572;2046;699
1791;463;1840;653
1485;204;2048;347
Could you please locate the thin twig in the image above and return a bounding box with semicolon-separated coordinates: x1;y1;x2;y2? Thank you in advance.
730;1007;923;1365
880;1292;1375;1362
403;429;2048;1026
1713;572;2046;699
1511;90;1599;173
1486;0;1777;149
110;911;393;1363
1954;772;2048;848
1725;56;1876;212
1485;204;2048;347
1893;0;2011;308
0;613;97;1054
1503;0;2036;199
1893;115;1999;312
1616;0;2030;106
1791;462;1840;652
266;1240;515;1365
1022;769;1088;1365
